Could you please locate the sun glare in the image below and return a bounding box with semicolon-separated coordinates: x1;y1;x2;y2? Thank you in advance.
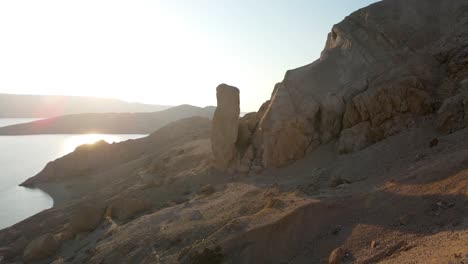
60;134;122;156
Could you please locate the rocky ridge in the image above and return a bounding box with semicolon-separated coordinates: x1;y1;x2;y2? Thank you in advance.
213;0;468;171
0;104;215;135
1;0;467;263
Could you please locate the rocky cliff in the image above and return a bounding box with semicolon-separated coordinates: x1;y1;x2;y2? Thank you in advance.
1;1;467;263
222;0;468;170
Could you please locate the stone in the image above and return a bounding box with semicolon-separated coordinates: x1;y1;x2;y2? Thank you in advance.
188;210;204;221
399;215;409;226
264;198;284;209
337;122;372;154
198;184;215;196
429;138;439;148
56;229;75;242
50;257;66;264
435;92;468;133
328;247;345;264
331;225;343;235
330;176;351;188
108;194;152;221
23;233;59;263
211;84;240;169
236;112;258;155
0;247;17;260
70;204;105;233
236;146;255;173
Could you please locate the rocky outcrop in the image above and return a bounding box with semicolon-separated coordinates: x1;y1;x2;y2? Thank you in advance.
69;205;105;233
0;247;17;261
211;84;240;169
227;0;468;170
436;91;468;133
337;122;372;154
108;193;152;221
328;247;346;264
23;233;59;263
2;1;468;264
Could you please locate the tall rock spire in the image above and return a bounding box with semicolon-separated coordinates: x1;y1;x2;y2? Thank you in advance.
211;84;240;170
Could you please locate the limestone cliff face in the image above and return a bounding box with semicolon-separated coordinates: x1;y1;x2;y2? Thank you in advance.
231;0;468;170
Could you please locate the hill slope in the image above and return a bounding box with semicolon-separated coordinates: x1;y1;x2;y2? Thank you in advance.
0;105;215;135
0;93;171;118
2;117;467;264
0;0;467;263
227;0;468;170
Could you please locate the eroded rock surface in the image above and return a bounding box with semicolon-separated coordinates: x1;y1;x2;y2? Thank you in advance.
23;234;59;263
69;205;105;233
1;1;468;264
231;0;468;169
211;84;240;169
436;91;468;133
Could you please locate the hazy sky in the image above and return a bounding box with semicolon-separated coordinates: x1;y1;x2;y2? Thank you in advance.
0;0;379;112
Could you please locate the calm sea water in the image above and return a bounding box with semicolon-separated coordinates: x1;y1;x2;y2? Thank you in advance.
0;118;145;230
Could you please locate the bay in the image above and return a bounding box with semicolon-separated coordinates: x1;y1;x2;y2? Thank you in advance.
0;118;145;230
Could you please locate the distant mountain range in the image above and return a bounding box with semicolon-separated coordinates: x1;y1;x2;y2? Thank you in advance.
0;105;216;135
0;93;172;118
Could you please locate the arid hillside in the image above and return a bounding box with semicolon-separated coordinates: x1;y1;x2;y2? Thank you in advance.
0;0;467;263
0;105;215;135
0;94;171;118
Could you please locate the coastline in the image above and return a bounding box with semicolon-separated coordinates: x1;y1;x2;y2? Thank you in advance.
31;183;71;207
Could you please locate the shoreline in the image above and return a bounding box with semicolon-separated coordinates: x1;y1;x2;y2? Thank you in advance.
31;183;71;207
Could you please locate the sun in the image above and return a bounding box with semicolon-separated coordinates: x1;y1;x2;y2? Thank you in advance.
60;134;122;156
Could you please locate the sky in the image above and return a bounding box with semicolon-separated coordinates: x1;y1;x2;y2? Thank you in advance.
0;0;379;112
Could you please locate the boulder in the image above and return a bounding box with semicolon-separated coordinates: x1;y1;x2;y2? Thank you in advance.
237;145;255;173
186;210;204;221
0;247;17;260
198;184;215;196
435;92;468;133
337;122;372;154
70;204;105;233
328;247;345;264
23;233;59;263
109;194;152;221
211;84;240;169
50;258;66;264
236;112;258;155
234;99;273;172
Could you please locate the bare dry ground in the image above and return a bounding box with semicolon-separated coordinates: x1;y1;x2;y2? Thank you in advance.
0;115;466;264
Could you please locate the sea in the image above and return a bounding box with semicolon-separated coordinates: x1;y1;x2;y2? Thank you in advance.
0;118;145;230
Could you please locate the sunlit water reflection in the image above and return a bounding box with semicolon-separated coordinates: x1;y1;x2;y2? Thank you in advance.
0;118;145;230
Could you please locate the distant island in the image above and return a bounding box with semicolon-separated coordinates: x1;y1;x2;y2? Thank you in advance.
0;104;215;134
0;93;171;118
